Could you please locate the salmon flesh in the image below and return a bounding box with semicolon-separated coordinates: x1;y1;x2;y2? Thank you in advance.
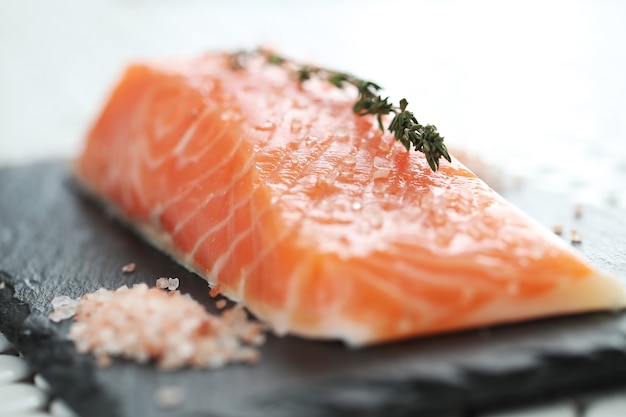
74;52;626;346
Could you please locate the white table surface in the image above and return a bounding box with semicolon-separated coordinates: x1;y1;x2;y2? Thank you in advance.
1;1;625;416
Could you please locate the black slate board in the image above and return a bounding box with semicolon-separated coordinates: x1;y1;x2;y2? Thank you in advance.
1;160;626;417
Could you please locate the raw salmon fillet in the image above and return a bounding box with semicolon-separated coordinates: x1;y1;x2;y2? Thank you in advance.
74;52;626;345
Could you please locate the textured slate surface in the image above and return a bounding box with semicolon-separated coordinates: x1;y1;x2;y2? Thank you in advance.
1;160;626;417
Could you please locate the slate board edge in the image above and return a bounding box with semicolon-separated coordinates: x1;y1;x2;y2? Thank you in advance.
0;273;122;417
3;160;626;417
5;270;626;417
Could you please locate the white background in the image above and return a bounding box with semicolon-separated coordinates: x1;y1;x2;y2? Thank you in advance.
1;0;625;208
1;2;626;416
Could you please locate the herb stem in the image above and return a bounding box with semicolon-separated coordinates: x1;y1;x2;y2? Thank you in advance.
229;49;451;172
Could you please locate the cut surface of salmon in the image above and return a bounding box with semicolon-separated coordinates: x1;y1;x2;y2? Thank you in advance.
74;52;626;346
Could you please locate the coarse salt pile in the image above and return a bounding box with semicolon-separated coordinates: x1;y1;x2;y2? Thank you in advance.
49;283;265;370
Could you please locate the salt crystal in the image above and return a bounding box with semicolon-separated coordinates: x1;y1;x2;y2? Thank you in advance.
334;127;350;142
292;98;306;109
373;156;390;168
372;181;388;196
155;386;184;409
49;308;78;323
372;168;390;179
431;208;446;226
235;348;260;364
121;262;136;273
64;283;265;371
167;278;180;291
255;121;276;131
343;154;357;165
206;354;227;369
290;119;303;134
220;110;241;122
49;296;79;322
51;295;76;309
574;204;583;218
319;200;332;211
97;355;112;368
317;170;338;186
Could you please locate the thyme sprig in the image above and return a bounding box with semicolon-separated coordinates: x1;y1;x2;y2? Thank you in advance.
229;49;451;172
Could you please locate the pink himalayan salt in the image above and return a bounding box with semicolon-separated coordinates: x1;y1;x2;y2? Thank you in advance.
50;282;265;370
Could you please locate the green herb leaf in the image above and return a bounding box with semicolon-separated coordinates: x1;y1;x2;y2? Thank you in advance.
228;49;450;172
